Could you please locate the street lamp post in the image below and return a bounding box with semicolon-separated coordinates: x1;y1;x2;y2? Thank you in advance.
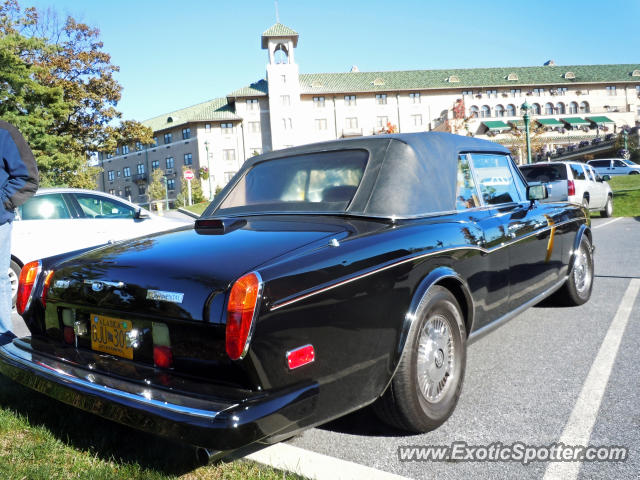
161;176;169;211
204;141;213;200
521;101;532;165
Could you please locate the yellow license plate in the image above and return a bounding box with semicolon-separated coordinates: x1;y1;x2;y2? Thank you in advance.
90;314;133;360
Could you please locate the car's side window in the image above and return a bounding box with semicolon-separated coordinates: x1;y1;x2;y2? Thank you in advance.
470;154;523;205
586;166;596;181
18;194;72;220
455;155;479;210
75;194;136;219
613;160;626;168
569;164;586;180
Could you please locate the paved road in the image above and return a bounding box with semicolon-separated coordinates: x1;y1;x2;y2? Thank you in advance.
9;216;639;479
286;216;640;479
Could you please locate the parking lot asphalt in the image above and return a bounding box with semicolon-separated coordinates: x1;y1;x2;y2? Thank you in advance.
8;216;640;479
286;216;640;479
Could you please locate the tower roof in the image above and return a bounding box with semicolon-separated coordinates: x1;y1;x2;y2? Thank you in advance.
261;22;298;48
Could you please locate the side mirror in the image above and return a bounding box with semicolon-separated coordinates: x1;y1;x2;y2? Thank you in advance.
527;184;548;202
135;208;150;219
602;174;611;181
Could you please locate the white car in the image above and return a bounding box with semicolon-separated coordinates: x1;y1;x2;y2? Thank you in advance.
9;188;193;306
587;158;640;176
519;161;613;216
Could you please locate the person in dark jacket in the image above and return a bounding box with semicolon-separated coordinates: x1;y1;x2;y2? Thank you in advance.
1;121;39;337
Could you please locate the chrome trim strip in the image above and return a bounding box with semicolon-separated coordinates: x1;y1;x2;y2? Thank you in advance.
467;275;568;344
238;271;264;360
270;216;585;311
0;342;229;419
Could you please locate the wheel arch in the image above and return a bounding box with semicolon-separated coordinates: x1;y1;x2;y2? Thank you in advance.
568;224;592;276
10;255;23;269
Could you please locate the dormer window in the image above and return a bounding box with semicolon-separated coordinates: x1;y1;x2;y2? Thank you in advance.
447;75;460;83
167;116;174;123
372;78;385;86
632;69;640;77
311;81;323;88
564;72;576;80
507;73;518;81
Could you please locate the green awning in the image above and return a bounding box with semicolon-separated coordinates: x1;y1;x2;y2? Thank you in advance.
561;117;590;126
586;116;615;125
537;118;564;127
483;120;510;130
509;120;525;130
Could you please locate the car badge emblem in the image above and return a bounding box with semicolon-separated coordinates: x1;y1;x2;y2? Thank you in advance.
54;280;71;289
146;289;184;304
84;280;125;291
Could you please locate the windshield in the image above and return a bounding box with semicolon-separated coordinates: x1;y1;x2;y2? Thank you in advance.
215;149;368;215
623;160;638;167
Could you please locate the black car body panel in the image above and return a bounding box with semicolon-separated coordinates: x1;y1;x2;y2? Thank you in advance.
1;132;590;451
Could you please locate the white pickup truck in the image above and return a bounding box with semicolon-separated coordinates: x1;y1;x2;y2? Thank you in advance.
519;161;613;217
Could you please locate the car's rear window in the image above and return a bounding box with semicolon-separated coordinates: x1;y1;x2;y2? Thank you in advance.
589;160;610;167
519;164;567;183
215;150;368;215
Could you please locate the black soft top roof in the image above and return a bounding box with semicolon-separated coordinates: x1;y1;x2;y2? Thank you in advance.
207;132;511;218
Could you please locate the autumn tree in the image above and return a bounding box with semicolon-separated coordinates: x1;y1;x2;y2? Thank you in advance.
505;122;547;164
0;0;153;188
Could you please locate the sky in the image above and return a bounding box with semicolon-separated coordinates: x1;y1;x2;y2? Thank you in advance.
24;0;640;123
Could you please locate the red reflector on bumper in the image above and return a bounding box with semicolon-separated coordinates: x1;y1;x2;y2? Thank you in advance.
287;344;315;370
154;345;173;369
63;326;75;345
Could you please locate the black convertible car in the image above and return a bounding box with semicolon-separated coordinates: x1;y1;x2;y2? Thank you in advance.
1;132;593;459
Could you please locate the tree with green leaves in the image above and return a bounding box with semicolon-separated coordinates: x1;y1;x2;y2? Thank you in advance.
148;169;165;202
176;166;206;207
0;0;153;188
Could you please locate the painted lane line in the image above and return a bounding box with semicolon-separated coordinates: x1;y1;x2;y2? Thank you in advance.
246;442;411;480
543;278;640;480
592;217;622;230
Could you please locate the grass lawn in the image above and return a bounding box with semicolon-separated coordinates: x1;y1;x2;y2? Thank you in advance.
0;375;301;480
181;202;209;217
591;174;640;218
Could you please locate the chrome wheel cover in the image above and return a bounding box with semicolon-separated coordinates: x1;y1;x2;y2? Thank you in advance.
417;314;454;402
573;243;592;296
8;267;18;303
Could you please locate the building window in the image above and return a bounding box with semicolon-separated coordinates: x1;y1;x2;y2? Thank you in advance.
313;96;325;108
123;167;131;177
248;121;260;133
462;90;474;97
486;89;498;98
345;117;358;129
223;149;236;161
106;153;113;159
184;153;193;165
115;147;120;155
579;101;590;113
376;116;389;128
167;179;175;191
533;88;545;96
282;118;292;130
281;95;290;106
247;99;258;111
606;86;616;96
221;123;233;134
409;92;421;104
122;145;130;155
205;123;211;132
151;160;159;170
344;95;356;106
556;102;566;115
314;118;328;130
153;137;158;146
480;105;491;118
411;114;422;126
544;103;554;115
137;163;145;174
281;74;286;83
166;157;174;169
117;171;121;177
135;141;142;151
557;87;568;96
532;103;541;115
109;189;115;195
376;94;387;105
164;133;172;144
506;104;516;116
138;184;146;195
107;170;114;181
124;186;131;198
510;89;521;98
495;104;505;117
182;128;191;139
569;102;578;114
469;106;479;118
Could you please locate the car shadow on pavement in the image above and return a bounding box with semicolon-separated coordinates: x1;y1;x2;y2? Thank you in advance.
0;374;203;475
317;404;412;437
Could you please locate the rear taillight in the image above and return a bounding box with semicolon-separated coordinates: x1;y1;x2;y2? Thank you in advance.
568;179;575;196
226;272;262;360
16;261;41;315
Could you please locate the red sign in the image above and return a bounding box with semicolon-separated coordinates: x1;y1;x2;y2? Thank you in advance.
183;170;195;181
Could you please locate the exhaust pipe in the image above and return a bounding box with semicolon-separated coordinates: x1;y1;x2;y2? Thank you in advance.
195;447;220;465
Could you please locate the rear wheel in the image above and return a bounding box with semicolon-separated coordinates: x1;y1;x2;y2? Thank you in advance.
374;286;466;432
630;171;639;175
558;236;594;306
600;196;613;218
9;260;20;308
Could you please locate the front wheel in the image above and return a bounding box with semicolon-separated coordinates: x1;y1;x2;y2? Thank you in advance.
630;171;639;175
558;236;594;306
374;286;466;432
600;196;613;218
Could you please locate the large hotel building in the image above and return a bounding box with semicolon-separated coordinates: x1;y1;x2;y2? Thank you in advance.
97;23;640;205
